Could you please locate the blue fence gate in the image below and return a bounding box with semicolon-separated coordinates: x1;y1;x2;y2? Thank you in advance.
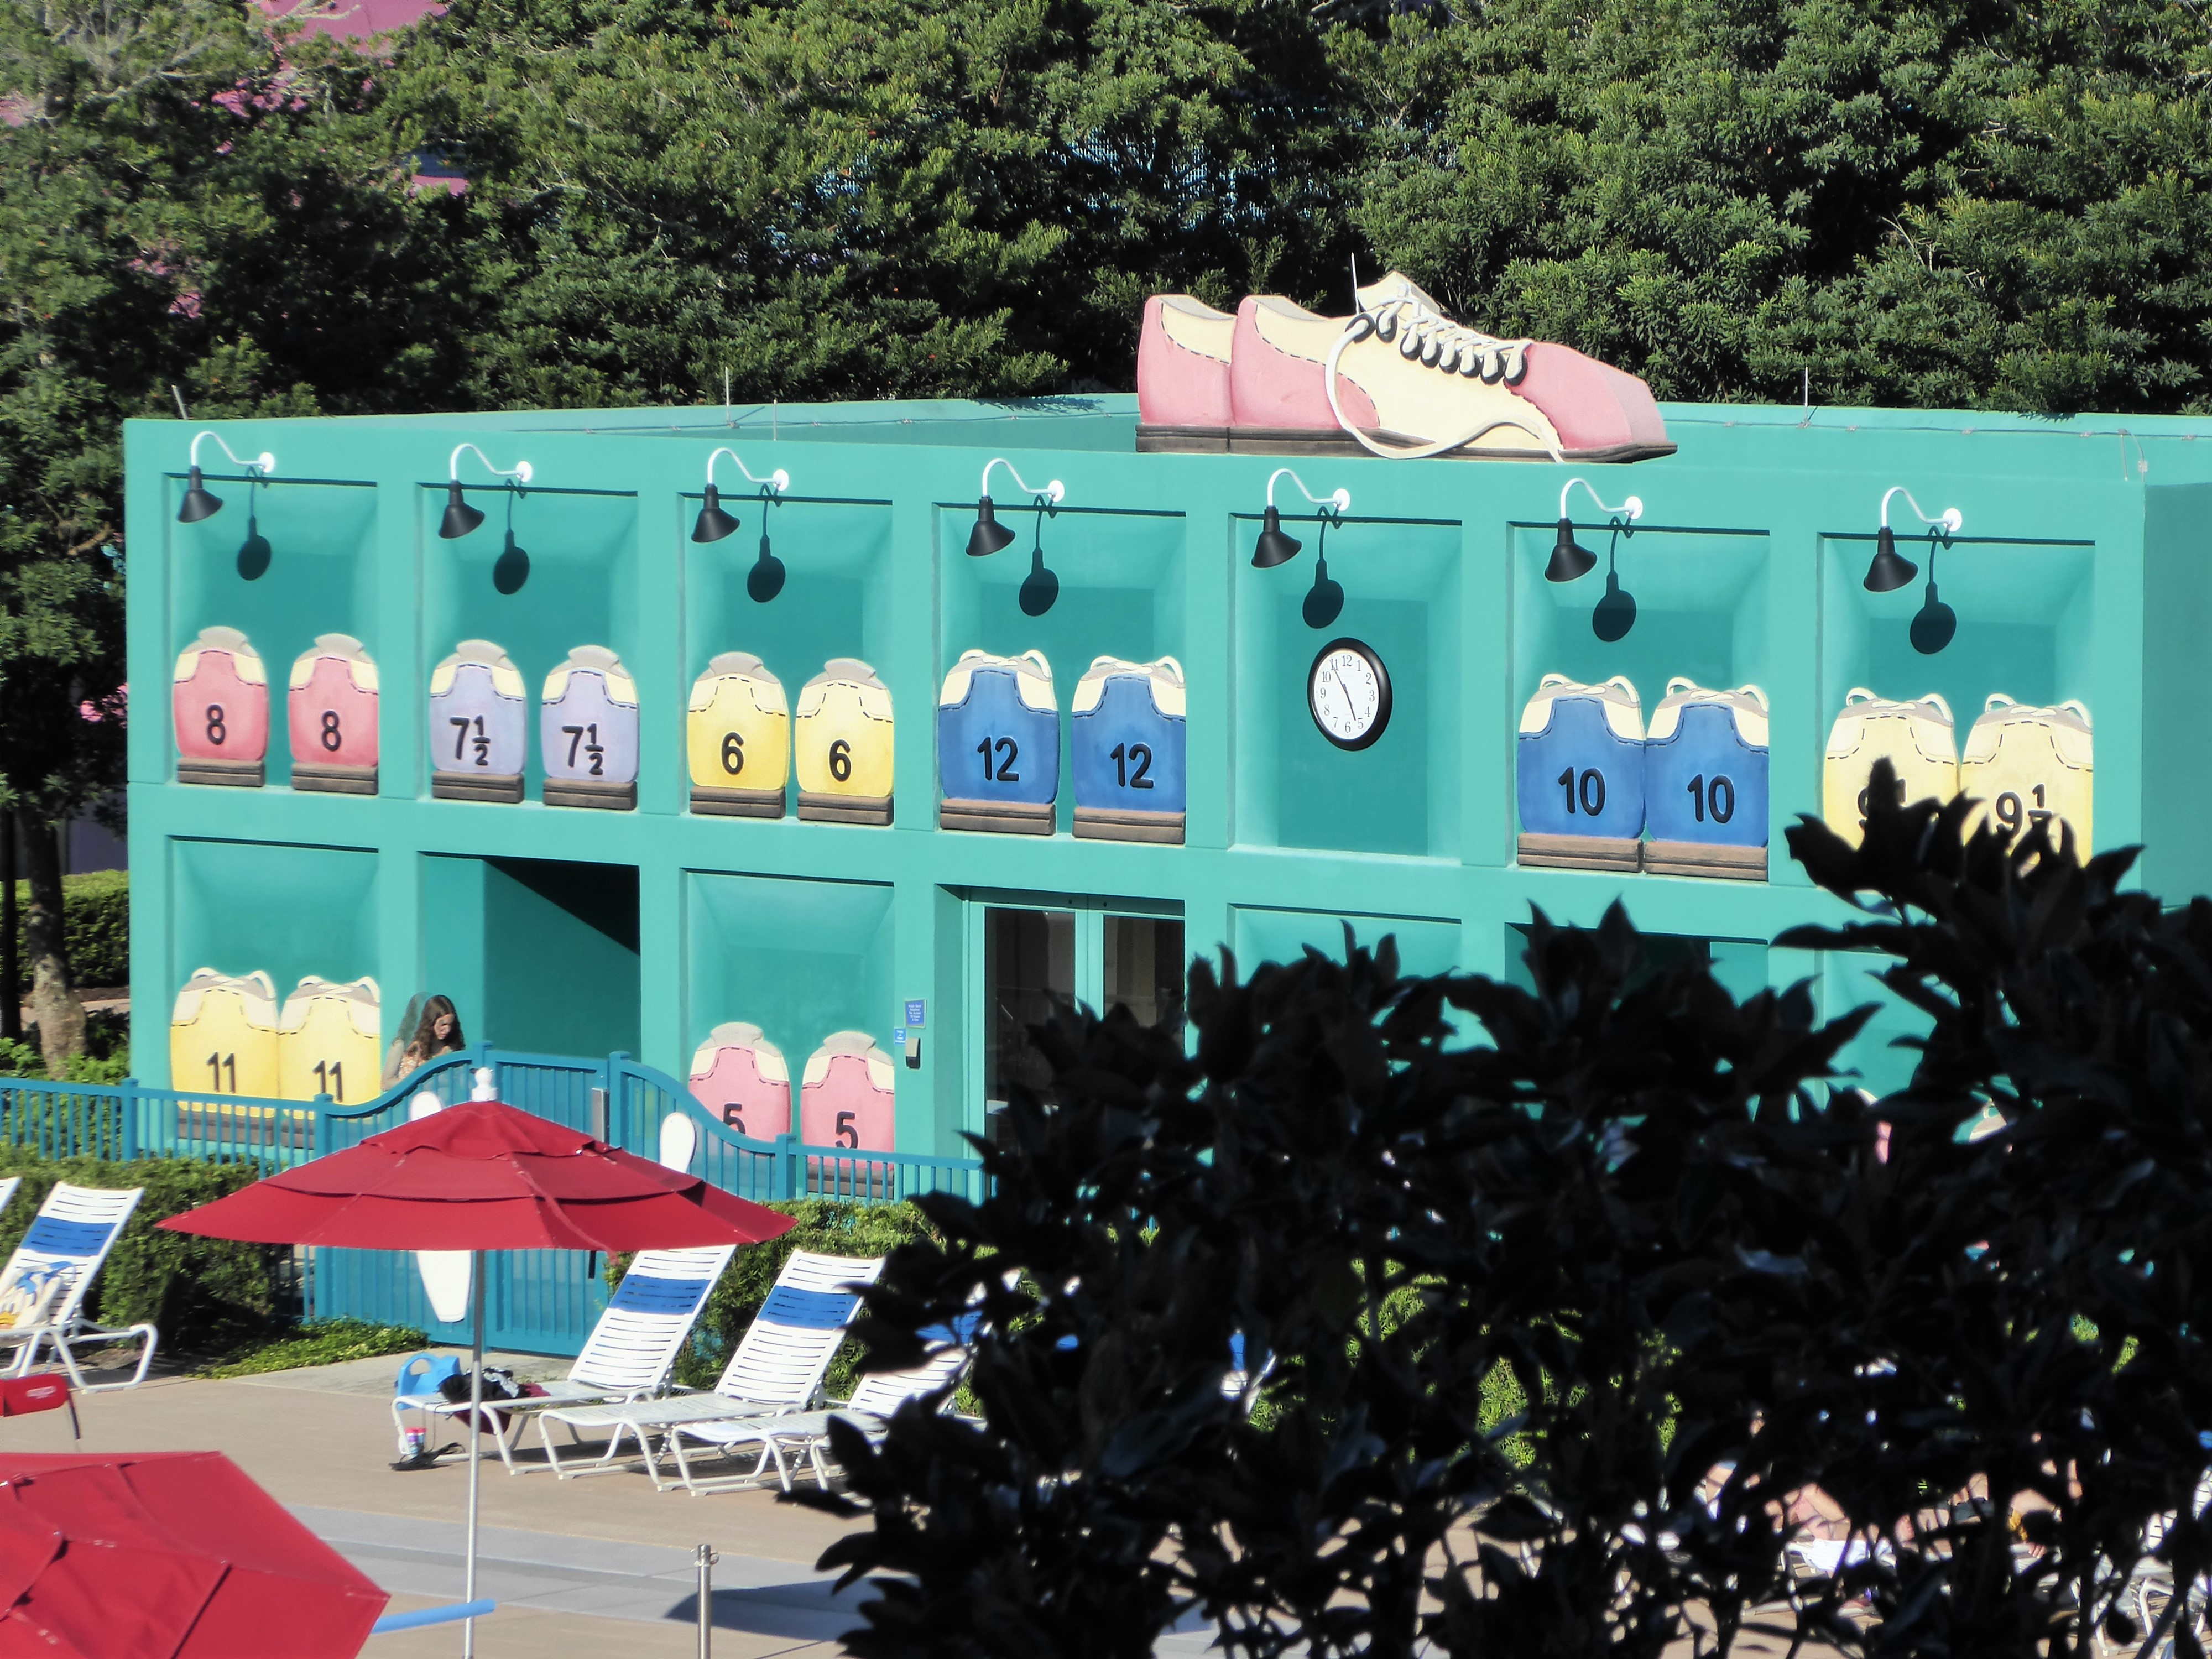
0;1045;983;1357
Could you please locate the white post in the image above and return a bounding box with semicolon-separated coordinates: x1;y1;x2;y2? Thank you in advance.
696;1542;717;1657
463;1249;484;1658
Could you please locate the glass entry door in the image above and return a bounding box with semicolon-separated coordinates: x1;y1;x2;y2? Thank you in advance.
974;896;1185;1138
983;905;1076;1120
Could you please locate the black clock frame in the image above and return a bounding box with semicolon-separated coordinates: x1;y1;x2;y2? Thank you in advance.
1307;637;1392;752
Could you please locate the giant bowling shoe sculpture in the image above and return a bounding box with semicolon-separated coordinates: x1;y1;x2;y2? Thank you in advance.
1959;695;2093;855
937;649;1059;834
1822;690;1959;848
687;653;789;818
540;645;640;810
287;634;379;795
173;627;268;787
800;1031;896;1192
1641;679;1770;880
170;969;282;1098
1515;674;1647;872
427;640;528;802
686;1021;793;1140
795;659;894;825
1072;655;1187;843
276;975;381;1105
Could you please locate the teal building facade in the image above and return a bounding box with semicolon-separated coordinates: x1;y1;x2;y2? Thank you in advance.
124;397;2212;1153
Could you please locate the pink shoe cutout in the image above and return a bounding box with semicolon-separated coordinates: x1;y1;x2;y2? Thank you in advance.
1135;295;1234;446
1135;272;1672;463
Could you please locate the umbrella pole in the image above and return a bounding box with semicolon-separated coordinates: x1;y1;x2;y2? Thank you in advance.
464;1249;484;1659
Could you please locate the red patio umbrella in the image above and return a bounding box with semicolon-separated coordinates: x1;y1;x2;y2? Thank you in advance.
161;1098;795;1657
0;1450;385;1657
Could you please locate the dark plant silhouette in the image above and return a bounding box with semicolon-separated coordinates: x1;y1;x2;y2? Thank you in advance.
801;760;2212;1659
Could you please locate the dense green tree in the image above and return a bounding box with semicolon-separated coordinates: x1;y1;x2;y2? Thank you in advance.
0;0;467;1066
372;0;1360;406
1338;0;2212;411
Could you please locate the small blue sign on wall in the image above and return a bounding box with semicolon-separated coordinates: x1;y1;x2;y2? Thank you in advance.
905;999;926;1029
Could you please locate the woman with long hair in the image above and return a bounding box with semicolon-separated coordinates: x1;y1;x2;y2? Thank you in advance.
387;993;465;1084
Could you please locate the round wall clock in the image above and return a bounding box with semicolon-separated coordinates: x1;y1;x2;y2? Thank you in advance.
1308;638;1392;751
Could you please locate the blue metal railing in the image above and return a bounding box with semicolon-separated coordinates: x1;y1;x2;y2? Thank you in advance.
0;1042;984;1355
631;1062;984;1207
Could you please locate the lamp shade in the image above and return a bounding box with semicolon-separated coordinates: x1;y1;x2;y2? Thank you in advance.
1546;518;1596;582
1864;524;1919;593
438;481;484;540
967;495;1016;557
1252;505;1302;569
692;482;740;544
176;466;223;524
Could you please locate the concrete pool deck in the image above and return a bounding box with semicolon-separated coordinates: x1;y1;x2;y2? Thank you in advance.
9;1352;1827;1657
3;1351;894;1657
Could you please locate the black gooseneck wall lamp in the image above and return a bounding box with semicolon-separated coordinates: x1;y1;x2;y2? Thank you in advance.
439;444;534;540
1548;476;1642;585
1867;487;1965;655
968;458;1064;560
692;448;793;602
175;430;276;524
1865;485;1961;594
1252;468;1352;570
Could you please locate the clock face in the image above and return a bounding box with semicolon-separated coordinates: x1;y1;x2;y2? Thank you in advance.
1308;638;1392;751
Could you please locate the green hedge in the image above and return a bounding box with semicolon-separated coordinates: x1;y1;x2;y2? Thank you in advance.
661;1198;938;1393
9;870;129;993
0;1152;280;1348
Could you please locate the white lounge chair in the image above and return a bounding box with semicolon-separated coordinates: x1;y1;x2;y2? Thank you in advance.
664;1333;969;1494
535;1249;884;1482
394;1244;737;1473
0;1182;158;1391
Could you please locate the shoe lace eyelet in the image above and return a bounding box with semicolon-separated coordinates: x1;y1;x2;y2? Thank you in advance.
1481;352;1505;385
1503;348;1529;386
1400;332;1422;360
1375;313;1396;342
1422;340;1444;367
1348;313;1376;343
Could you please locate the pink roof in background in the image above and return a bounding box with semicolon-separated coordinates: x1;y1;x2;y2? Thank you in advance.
257;0;444;41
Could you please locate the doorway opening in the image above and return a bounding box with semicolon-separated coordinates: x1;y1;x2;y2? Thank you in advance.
422;855;641;1060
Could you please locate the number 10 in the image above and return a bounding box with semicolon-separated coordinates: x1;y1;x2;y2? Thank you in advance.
1684;774;1736;824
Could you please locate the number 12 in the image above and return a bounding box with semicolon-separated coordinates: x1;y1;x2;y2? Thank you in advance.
1109;743;1154;789
977;736;1019;782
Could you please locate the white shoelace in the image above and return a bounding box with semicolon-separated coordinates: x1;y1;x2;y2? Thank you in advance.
1323;295;1563;461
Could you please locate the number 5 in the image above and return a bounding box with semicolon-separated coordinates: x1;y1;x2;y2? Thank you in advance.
834;1110;859;1149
